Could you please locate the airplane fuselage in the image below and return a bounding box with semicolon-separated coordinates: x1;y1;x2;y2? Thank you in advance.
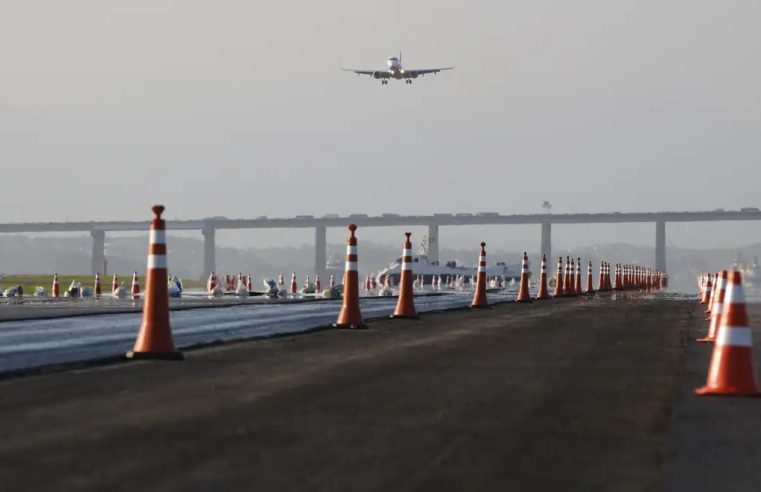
386;57;404;79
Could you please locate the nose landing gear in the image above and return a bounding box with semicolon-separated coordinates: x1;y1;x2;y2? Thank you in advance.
381;80;388;85
405;79;412;85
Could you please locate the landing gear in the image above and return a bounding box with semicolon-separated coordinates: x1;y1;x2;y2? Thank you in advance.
381;80;388;85
405;79;412;85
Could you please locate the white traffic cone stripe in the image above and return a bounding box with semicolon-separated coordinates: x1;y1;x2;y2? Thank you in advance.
716;326;753;347
149;229;166;244
147;255;167;269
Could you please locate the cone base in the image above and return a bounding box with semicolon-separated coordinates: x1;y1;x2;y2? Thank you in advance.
390;314;420;320
696;337;715;344
332;323;368;330
125;350;184;361
535;296;550;301
694;386;761;397
515;298;533;303
469;304;490;309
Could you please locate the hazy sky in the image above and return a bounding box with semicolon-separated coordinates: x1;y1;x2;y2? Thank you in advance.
1;0;760;249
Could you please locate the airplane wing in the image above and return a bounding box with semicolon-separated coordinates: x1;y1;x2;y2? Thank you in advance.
341;68;390;78
407;67;454;76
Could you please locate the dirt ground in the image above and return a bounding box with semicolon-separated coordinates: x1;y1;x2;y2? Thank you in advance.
0;294;755;491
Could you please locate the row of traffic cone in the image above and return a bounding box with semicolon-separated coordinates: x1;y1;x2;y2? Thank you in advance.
121;207;670;361
206;272;254;296
472;251;664;307
694;270;760;396
612;264;667;291
207;272;335;298
47;272;141;300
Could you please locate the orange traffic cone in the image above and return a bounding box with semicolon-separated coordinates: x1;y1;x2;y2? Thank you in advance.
516;251;532;302
553;256;565;297
699;270;728;343
131;271;141;299
93;273;102;298
329;274;335;289
52;274;60;298
315;274;321;292
392;232;419;319
335;224;365;328
568;258;577;296
562;257;570;296
290;273;297;295
585;261;594;294
246;275;252;292
569;260;576;294
126;205;182;360
607;263;613;290
207;272;217;294
574;258;582;294
111;273;119;295
471;242;489;308
597;261;605;292
696;270;761;396
536;254;550;300
705;273;717;314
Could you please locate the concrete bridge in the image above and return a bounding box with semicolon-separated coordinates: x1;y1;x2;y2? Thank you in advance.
1;210;759;278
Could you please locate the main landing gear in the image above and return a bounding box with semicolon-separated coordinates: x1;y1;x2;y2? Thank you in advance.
381;80;388;85
405;79;412;85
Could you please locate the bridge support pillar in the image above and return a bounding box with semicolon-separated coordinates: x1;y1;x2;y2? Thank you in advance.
315;225;327;281
541;222;552;262
427;224;439;264
90;230;105;276
202;226;216;280
655;220;666;272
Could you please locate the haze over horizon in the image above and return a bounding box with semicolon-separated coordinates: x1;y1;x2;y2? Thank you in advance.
1;0;759;250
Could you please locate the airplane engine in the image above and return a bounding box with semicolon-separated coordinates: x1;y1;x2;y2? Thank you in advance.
372;72;382;79
409;71;419;79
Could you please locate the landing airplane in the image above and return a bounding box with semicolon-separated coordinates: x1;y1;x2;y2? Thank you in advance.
342;52;453;85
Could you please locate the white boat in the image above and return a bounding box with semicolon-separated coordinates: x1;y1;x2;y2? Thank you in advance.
375;240;523;285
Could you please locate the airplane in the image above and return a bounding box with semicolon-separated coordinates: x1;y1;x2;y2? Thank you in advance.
342;52;453;85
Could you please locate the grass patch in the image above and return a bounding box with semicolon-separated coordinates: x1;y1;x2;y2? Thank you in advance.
0;274;205;295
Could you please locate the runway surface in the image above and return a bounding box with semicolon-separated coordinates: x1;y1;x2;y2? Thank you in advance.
1;294;759;491
0;290;514;374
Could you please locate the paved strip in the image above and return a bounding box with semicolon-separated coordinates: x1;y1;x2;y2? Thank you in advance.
0;296;689;491
0;292;510;374
0;292;456;322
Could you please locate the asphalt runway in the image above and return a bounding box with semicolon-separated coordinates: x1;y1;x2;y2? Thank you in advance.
4;294;751;491
0;289;515;374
